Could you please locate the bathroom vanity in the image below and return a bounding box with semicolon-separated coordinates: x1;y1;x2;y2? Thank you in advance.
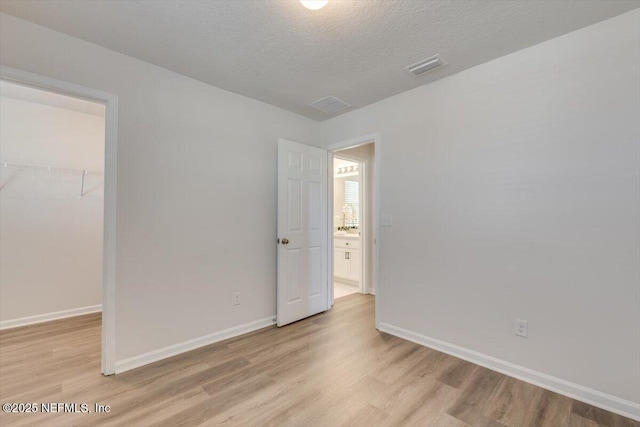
333;234;361;285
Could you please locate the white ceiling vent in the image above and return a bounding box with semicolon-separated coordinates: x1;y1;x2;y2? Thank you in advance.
405;54;447;77
309;96;351;114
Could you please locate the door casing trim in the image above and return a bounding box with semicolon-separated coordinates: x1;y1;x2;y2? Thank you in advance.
0;65;119;375
326;133;381;328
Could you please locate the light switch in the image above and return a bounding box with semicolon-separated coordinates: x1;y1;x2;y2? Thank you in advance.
381;214;393;226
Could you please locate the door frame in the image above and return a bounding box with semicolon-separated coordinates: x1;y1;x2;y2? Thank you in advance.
332;152;367;295
0;66;119;375
326;133;381;328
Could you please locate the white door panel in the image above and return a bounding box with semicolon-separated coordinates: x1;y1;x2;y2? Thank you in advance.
277;139;328;326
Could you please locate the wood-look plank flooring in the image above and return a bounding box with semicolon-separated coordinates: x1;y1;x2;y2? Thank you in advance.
0;295;637;427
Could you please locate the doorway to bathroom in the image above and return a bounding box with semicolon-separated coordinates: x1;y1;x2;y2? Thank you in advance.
331;142;375;301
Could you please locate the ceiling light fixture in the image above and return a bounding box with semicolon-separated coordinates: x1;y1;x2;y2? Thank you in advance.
300;0;328;11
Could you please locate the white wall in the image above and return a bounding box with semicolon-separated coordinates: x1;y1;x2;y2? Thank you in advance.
0;13;320;361
333;175;348;226
0;95;105;322
322;9;640;409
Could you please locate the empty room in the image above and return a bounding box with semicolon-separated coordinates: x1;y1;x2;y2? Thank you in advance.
0;1;638;426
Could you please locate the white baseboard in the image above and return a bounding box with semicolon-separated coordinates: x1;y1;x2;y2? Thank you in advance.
0;305;102;330
378;322;640;421
367;288;376;295
114;316;277;374
335;277;359;287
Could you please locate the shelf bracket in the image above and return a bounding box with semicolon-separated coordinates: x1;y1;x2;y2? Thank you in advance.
80;170;87;197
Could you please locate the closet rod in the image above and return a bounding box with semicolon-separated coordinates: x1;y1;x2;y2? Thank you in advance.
1;161;103;176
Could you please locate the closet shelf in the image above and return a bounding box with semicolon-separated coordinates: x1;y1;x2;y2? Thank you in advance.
1;161;103;197
1;161;103;176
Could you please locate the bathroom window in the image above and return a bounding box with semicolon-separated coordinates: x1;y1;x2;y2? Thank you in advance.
344;180;359;227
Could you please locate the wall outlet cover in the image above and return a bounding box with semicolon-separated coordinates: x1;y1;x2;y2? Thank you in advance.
381;214;393;226
515;319;528;338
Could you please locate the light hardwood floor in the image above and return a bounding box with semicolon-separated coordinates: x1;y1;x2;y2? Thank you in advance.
0;295;637;427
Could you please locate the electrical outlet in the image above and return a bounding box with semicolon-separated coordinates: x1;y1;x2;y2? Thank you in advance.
381;214;393;226
515;319;528;338
233;292;241;306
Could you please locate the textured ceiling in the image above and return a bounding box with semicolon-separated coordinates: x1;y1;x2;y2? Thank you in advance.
0;0;637;121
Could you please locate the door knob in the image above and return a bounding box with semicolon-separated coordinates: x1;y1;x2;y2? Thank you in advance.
281;238;289;245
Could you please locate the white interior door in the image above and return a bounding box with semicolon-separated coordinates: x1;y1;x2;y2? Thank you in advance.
277;138;328;327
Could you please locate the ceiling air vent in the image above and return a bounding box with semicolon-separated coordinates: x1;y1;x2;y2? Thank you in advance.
309;96;351;114
405;54;447;77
